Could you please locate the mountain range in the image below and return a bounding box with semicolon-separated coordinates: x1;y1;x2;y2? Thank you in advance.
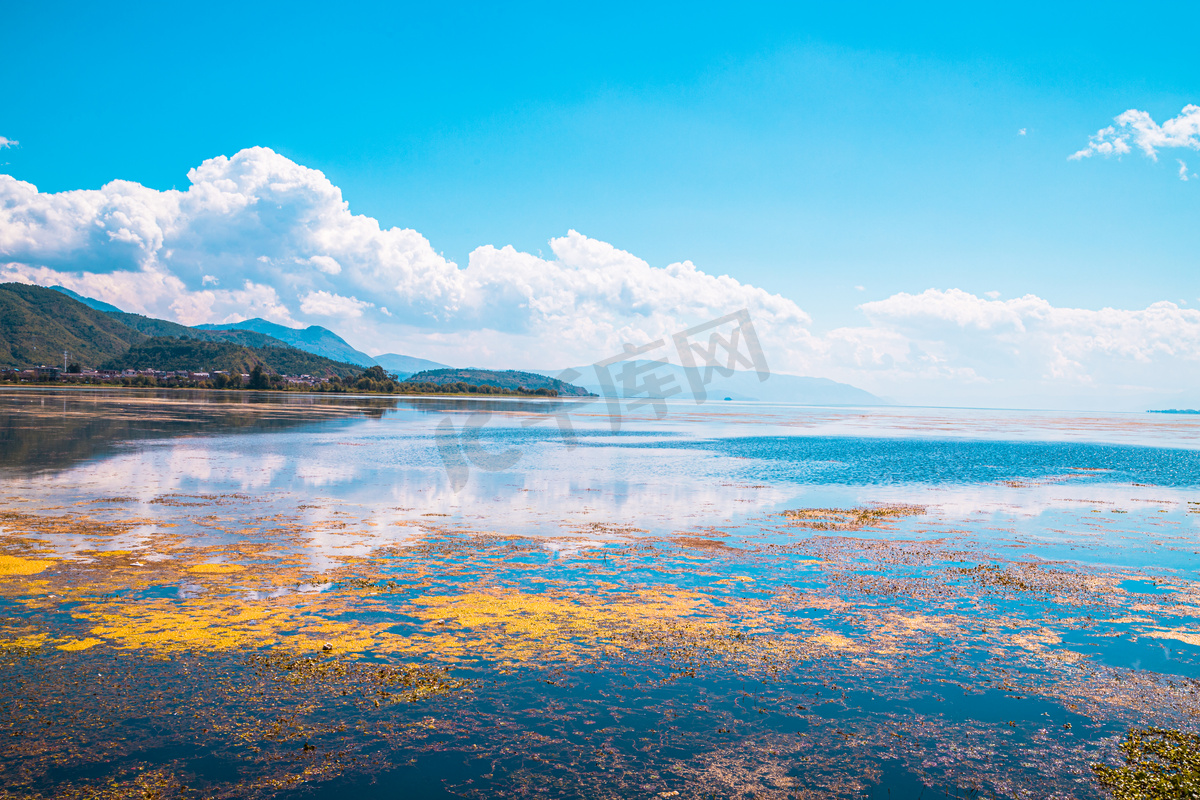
0;284;364;377
537;361;884;406
6;283;885;405
407;368;593;397
50;286;448;375
1;283;364;377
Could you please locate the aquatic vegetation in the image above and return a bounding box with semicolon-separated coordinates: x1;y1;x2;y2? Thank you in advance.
0;554;52;575
187;562;246;573
8;392;1200;797
0;628;48;649
781;505;927;530
1094;728;1200;799
407;588;720;664
55;637;103;651
75;598;403;654
249;652;471;702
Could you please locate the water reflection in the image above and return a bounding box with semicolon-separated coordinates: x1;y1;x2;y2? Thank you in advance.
0;389;403;474
6;390;1200;798
3;389;1200;568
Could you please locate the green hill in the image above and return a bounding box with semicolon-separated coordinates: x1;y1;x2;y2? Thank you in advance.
1;284;361;378
0;283;144;367
107;310;299;350
406;368;594;397
49;285;124;313
49;286;448;376
195;318;377;366
100;337;362;378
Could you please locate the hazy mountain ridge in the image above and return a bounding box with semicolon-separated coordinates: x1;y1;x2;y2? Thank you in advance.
106;311;299;350
49;285;124;314
407;368;594;397
374;353;450;375
536;361;884;406
195;318;378;366
49;286;451;374
196;319;451;374
16;284;883;404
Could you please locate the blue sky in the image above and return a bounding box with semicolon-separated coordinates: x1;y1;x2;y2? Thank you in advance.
2;2;1199;407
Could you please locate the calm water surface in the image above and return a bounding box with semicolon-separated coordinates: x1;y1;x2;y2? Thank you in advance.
2;389;1200;798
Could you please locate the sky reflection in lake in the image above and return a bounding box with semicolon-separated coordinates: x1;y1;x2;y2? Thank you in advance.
3;389;1200;798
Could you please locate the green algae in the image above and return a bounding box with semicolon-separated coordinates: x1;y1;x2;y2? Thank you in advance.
1094;728;1200;800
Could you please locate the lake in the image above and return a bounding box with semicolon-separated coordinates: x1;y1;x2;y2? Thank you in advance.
2;388;1200;798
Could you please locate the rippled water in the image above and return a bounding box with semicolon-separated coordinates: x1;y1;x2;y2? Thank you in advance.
2;388;1199;798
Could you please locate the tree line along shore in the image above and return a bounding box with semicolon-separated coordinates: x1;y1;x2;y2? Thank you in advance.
0;364;564;396
1;283;591;397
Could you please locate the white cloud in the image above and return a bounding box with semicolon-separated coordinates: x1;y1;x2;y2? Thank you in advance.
1018;128;1026;136
0;137;17;149
307;255;342;275
815;289;1200;408
1071;104;1200;161
0;146;814;371
3;147;1200;410
1180;159;1190;181
299;290;373;317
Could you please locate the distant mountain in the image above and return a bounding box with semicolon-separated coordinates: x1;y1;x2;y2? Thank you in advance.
49;285;124;314
0;283;143;367
0;283;365;378
46;287;445;376
105;311;298;350
373;353;450;376
406;368;593;397
195;318;376;366
102;337;361;378
536;361;884;406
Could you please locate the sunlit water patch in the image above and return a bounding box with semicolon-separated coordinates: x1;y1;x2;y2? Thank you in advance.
3;389;1200;798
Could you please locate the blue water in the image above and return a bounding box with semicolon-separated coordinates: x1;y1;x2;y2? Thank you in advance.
4;390;1200;799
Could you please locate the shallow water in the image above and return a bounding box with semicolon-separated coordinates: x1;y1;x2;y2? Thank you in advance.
2;388;1200;798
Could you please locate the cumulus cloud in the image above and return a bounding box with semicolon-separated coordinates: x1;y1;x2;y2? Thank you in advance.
3;147;1200;409
0;137;17;149
299;290;373;317
307;255;342;275
1072;104;1200;161
817;289;1200;408
0;146;813;370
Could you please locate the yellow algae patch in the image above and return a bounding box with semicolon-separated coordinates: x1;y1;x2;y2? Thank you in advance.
881;612;963;638
1144;629;1200;647
188;563;246;574
809;632;858;651
82;602;287;651
408;588;712;663
1010;627;1063;653
0;554;53;576
1;630;48;649
782;505;925;530
73;599;402;655
57;637;103;651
